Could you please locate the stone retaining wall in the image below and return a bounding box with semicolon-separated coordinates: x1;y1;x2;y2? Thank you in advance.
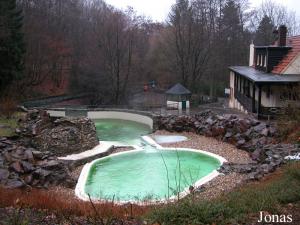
153;110;277;152
0;137;76;189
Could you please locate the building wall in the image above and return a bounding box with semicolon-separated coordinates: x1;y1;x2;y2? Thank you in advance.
260;86;276;107
283;53;300;74
186;101;190;108
229;71;235;108
167;100;190;110
229;72;248;113
167;101;179;109
261;85;300;107
229;71;299;112
262;86;282;107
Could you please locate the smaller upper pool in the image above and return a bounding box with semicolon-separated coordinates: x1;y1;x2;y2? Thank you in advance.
94;119;152;145
153;135;188;144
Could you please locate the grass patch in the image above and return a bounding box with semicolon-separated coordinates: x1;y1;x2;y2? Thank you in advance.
0;117;17;137
148;162;300;225
0;112;24;137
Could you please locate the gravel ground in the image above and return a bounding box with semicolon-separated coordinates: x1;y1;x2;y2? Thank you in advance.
70;165;84;181
152;130;253;164
192;172;247;200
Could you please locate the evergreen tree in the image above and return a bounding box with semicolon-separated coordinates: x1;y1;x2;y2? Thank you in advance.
207;0;249;97
219;0;245;65
0;0;25;95
168;0;193;88
254;15;275;46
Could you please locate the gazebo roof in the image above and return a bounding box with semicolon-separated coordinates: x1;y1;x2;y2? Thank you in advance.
166;83;191;95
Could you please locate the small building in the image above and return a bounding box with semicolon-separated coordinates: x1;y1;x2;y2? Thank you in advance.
166;83;191;110
229;25;300;118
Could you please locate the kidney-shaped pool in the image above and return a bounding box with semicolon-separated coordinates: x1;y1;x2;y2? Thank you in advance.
84;148;222;202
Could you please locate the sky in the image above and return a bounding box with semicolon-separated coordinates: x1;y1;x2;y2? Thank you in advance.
105;0;300;22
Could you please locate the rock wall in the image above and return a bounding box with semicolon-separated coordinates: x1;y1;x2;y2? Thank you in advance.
0;137;75;189
18;110;99;156
0;109;101;189
154;110;277;152
220;144;299;180
154;110;300;181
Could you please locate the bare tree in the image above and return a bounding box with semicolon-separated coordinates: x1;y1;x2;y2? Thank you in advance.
166;0;213;92
249;0;300;35
97;9;134;104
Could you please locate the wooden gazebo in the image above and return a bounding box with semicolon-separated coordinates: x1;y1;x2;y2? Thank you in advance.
165;83;191;109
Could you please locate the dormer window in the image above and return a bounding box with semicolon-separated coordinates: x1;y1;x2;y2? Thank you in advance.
254;46;291;72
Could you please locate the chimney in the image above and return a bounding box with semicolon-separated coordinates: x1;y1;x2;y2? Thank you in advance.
249;41;254;66
278;25;287;46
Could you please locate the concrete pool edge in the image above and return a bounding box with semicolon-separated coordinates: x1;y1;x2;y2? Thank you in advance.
88;111;153;129
75;136;227;205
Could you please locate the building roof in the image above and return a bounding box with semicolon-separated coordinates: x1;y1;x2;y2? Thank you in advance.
229;66;300;83
166;83;191;95
272;36;300;74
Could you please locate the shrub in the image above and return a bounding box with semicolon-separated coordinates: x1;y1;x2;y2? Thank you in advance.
0;96;17;118
0;188;149;221
277;106;300;143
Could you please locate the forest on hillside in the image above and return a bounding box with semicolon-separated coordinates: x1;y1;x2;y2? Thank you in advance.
1;0;299;105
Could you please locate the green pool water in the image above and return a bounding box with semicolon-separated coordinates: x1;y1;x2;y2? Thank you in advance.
94;119;151;145
85;149;221;201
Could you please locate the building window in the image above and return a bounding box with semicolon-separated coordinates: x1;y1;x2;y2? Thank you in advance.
264;55;267;67
266;86;271;98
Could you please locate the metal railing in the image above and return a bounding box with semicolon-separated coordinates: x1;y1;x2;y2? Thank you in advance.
23;93;93;108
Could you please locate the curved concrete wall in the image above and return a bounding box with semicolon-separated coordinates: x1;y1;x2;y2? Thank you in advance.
87;111;153;129
47;110;66;117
